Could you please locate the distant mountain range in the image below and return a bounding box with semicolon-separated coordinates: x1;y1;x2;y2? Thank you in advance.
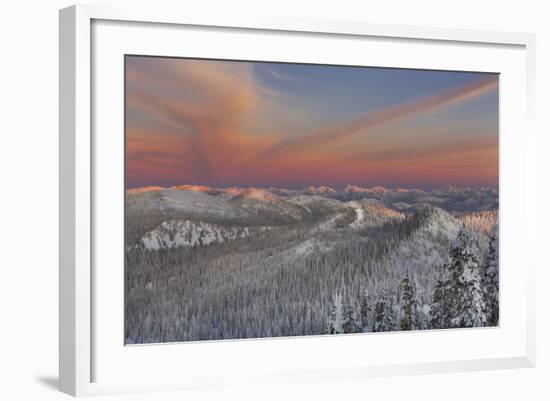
126;184;498;251
127;184;498;213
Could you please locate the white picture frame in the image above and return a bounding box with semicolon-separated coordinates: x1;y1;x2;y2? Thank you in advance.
59;4;536;397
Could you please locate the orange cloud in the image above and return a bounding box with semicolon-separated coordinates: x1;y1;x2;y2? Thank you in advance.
223;129;497;188
126;58;282;185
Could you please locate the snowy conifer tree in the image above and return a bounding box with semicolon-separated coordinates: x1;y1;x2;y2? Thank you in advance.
359;290;371;332
373;295;395;332
483;226;499;326
444;228;487;328
429;278;448;329
342;295;359;333
326;293;344;334
400;275;421;331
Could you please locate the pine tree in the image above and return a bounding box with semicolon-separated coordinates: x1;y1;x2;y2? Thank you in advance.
326;293;344;334
445;229;487;328
400;275;421;331
373;298;386;332
373;295;395;332
429;278;448;329
359;290;371;332
483;227;499;326
342;295;358;334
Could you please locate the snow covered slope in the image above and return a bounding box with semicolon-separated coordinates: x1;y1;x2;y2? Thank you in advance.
141;220;264;249
229;188;306;222
459;210;499;235
347;201;405;228
386;208;462;272
126;186;164;195
126;187;245;220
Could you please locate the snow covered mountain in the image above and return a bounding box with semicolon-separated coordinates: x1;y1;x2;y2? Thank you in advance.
126;184;498;250
127;184;498;214
125;183;499;343
141;220;268;249
301;186;338;197
385;207;462;273
126;186;163;195
229;188;306;222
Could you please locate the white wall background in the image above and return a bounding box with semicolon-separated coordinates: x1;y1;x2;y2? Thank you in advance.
0;0;547;400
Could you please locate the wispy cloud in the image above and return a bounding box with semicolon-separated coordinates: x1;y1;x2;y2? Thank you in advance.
126;57;281;184
260;76;498;159
268;68;295;81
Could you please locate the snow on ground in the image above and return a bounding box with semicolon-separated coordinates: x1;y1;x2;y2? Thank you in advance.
355;207;365;222
285;238;333;258
459;210;499;235
293;239;317;256
315;213;345;232
392;202;413;210
141;220;258;249
158;189;247;219
230;189;306;220
386;208;463;272
346;201;404;229
349;204;365;228
286;195;342;208
423;208;461;239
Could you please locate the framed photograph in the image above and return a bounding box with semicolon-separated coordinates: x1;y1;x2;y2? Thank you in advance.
60;4;536;396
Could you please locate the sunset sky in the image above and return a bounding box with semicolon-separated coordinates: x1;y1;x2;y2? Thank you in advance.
125;56;498;190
